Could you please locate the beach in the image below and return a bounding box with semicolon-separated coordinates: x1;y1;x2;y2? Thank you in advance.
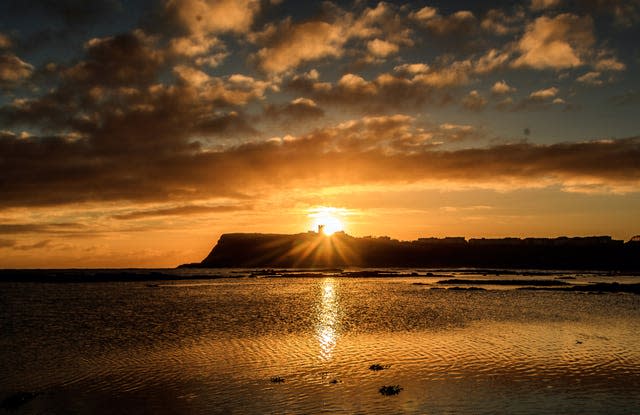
1;270;639;414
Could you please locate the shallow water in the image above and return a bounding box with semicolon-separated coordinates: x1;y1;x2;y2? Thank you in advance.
1;273;639;414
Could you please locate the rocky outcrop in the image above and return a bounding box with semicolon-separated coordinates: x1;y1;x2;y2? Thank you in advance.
182;232;640;270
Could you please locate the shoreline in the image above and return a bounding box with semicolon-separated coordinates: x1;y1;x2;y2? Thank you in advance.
0;268;639;293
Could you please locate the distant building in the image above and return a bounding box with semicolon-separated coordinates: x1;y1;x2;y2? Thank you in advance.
469;238;523;246
417;237;466;245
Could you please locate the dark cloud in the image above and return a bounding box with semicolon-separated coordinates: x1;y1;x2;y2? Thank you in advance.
5;0;123;26
461;90;487;111
1;115;639;208
574;0;640;27
13;240;51;250
0;238;16;248
65;31;163;87
507;87;568;111
2;0;125;53
286;69;465;113
0;223;84;234
0;237;50;250
423;10;478;38
412;8;487;52
113;204;253;220
264;97;325;121
609;90;640;106
480;8;526;36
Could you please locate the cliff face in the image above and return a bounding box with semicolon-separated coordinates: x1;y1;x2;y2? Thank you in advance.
186;232;640;270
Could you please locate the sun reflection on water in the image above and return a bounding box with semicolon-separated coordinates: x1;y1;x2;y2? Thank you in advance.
316;278;339;361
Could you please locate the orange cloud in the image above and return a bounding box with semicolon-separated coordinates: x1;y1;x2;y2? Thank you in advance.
491;80;516;95
164;0;259;35
367;39;399;58
255;19;345;74
576;71;603;85
0;54;33;83
529;86;559;100
513;14;594;70
0;33;12;49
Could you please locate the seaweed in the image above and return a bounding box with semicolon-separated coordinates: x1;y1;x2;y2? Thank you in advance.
379;385;403;396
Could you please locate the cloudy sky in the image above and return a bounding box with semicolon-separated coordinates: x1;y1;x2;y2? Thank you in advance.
1;0;639;267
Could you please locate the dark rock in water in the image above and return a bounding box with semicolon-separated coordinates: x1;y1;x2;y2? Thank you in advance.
379;385;403;396
369;364;389;371
270;376;285;383
518;282;640;294
1;391;38;410
438;279;570;286
447;286;487;291
329;379;340;384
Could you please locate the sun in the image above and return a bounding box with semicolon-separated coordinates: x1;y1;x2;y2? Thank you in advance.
309;207;346;236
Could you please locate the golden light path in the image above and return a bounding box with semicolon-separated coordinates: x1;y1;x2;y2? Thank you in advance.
316;278;339;361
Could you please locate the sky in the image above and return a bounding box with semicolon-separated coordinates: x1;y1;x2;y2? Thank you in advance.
0;0;639;268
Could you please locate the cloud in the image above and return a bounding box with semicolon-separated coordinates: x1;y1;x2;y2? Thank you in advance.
410;6;437;22
436;123;480;142
264;97;324;121
0;223;84;234
499;86;568;111
530;0;562;11
474;48;511;74
393;63;429;76
513;14;594;70
367;39;399;58
251;2;412;74
287;66;468;113
480;9;525;35
285;50;517;112
576;71;603;85
461;90;488;111
167;34;227;68
164;0;260;35
2;110;638;210
0;25;270;145
0;33;13;49
0;53;34;84
594;57;626;72
66;31;163;87
576;0;640;27
13;240;51;251
253;19;346;74
491;80;516;95
529;86;559;100
0;239;16;248
609;90;640;106
421;10;478;37
354;2;413;47
112;204;252;220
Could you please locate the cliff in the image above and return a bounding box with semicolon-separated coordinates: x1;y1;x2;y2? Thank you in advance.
181;232;640;270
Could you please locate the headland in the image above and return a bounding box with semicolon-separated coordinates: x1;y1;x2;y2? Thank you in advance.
181;232;640;270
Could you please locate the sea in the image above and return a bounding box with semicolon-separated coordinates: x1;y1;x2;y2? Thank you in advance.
1;268;639;414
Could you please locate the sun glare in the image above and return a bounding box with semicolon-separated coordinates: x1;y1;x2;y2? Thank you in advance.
309;207;346;236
